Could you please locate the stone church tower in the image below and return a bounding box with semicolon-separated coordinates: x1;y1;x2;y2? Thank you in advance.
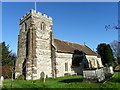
15;9;53;80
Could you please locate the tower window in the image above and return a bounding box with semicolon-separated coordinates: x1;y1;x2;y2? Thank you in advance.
65;63;68;71
25;23;27;31
41;22;46;30
26;31;29;56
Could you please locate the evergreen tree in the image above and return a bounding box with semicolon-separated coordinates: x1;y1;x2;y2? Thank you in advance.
0;42;16;66
97;43;114;66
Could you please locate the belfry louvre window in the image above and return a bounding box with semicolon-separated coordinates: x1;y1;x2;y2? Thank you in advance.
65;63;68;71
41;22;45;30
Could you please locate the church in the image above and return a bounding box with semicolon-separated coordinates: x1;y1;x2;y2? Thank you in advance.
15;9;104;80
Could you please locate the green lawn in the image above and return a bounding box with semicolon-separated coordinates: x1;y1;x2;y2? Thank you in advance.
2;72;120;89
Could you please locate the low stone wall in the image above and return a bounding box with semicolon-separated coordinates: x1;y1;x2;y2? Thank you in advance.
83;68;105;82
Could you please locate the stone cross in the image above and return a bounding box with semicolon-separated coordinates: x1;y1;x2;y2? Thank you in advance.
40;72;45;83
0;76;4;88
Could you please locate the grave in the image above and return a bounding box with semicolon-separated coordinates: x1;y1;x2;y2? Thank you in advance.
103;66;114;78
40;72;45;83
83;68;105;82
0;76;4;88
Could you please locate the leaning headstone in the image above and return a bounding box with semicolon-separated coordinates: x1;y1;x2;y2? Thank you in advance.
0;76;4;88
40;72;45;83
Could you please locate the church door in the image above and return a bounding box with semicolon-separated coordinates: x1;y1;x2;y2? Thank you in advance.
22;58;26;79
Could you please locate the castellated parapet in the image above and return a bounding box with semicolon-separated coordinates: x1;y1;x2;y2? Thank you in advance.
20;9;52;25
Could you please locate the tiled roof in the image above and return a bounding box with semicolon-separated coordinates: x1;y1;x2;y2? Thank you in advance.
54;39;100;57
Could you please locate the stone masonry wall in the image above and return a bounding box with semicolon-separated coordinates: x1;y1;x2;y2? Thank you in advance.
55;52;76;77
16;9;53;80
30;10;53;79
15;13;31;78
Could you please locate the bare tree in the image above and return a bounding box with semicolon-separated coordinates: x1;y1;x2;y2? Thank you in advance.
110;40;120;59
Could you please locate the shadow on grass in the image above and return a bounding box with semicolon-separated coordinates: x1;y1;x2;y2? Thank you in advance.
59;78;83;83
114;70;120;72
108;78;120;83
104;72;120;83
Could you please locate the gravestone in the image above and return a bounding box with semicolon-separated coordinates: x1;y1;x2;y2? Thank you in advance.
40;72;45;83
0;76;4;88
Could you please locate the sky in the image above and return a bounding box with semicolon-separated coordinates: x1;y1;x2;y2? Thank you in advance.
2;2;118;54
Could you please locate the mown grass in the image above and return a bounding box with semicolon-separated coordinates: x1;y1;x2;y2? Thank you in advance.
2;72;120;89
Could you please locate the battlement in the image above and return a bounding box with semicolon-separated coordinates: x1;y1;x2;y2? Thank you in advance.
20;9;52;24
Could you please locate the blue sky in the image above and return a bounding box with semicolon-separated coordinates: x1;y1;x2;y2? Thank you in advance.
2;2;118;54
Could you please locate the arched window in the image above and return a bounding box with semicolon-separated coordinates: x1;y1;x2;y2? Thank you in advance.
41;22;45;30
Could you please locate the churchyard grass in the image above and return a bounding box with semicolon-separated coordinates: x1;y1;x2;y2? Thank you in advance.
2;72;120;89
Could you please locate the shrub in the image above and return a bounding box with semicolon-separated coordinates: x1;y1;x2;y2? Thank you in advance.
1;66;12;79
16;75;25;80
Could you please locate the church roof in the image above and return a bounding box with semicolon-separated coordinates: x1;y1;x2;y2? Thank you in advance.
54;39;100;57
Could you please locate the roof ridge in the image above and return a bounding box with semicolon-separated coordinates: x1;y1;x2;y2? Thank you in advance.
54;38;84;46
54;38;100;57
84;45;97;54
